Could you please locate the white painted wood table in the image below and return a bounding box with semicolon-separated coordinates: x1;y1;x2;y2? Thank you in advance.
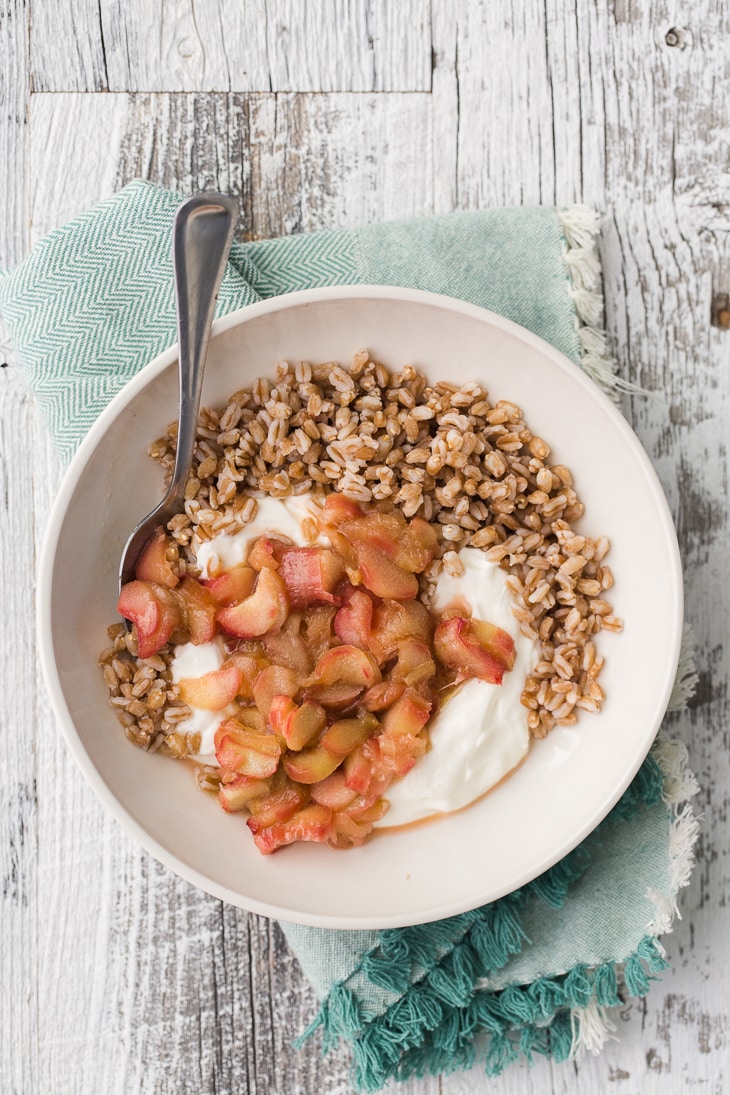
2;3;728;1092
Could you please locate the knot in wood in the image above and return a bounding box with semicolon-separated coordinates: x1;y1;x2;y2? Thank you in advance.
711;293;730;331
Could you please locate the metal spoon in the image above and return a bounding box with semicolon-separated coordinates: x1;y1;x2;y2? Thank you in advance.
118;191;238;599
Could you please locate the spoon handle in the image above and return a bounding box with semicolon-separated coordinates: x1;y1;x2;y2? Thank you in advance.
168;192;238;504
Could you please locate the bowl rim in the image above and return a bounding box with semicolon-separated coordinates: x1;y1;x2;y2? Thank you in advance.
37;284;684;928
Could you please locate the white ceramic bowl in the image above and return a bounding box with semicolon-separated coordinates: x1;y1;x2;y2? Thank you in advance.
38;286;682;928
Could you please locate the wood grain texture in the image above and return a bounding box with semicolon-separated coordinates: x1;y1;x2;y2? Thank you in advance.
0;0;29;265
30;0;432;93
2;1;729;1093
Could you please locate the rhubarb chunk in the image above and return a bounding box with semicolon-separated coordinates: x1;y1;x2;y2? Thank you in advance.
353;542;418;600
135;527;180;588
250;804;334;854
310;769;358;810
216;567;289;638
247;536;283;571
320;715;378;756
269;696;326;751
318;494;363;529
380;690;432;738
218;775;271;813
311;645;381;690
117;580;182;658
369;599;434;663
334;588;374;647
246;781;311;831
253;664;300;721
283;746;343;784
434;616;515;684
278;547;345;608
204;565;256;606
175;576;218;644
214;720;282;778
178;662;242;711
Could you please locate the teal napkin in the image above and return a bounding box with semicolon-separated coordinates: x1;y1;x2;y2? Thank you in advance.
0;181;698;1090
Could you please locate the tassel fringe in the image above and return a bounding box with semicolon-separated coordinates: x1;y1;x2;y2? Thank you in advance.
559;205;650;399
668;624;699;713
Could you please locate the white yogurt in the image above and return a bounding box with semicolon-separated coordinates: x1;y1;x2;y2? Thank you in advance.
195;494;320;577
170;638;234;762
374;549;537;828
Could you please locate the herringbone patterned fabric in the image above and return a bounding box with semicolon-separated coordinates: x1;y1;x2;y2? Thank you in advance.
0;181;582;464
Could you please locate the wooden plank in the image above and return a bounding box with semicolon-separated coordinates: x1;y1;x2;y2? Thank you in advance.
0;4;37;1094
29;89;436;233
0;0;30;264
29;0;107;91
29;0;432;93
0;366;43;1095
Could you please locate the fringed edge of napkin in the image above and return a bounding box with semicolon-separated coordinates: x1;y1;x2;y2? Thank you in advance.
558;206;648;400
296;620;699;1092
570;730;699;1060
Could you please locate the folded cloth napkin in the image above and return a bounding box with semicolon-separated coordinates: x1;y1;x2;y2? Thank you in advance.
0;181;699;1090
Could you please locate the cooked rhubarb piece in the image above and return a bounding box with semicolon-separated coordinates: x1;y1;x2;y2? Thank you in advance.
334;588;374;647
332;507;435;588
226;650;270;701
216;567;289;638
341;512;405;558
178;662;242;711
330;810;372;848
283;745;343;784
318;493;363;529
213;720;281;778
310;769;358;810
469;617;516;670
218;775;271;813
377;731;428;777
175;576;218;644
361;678;406;712
311;644;381;690
253;664;300;720
347;739;392;801
304;681;364;708
278;547;345;608
247;536;283;571
326;528;358;569
299;604;336;662
250;803;334;854
117;580;182;658
434;616;515;684
263;626;312;676
320;714;378;756
246;781;311;831
204;565;256;606
343;746;373;793
380;689;432;738
391;638;436;687
135;526;180;588
351;542;418;600
269;696;326;751
236;706;266;733
347;796;389;823
369;599;434;662
394;517;438;573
